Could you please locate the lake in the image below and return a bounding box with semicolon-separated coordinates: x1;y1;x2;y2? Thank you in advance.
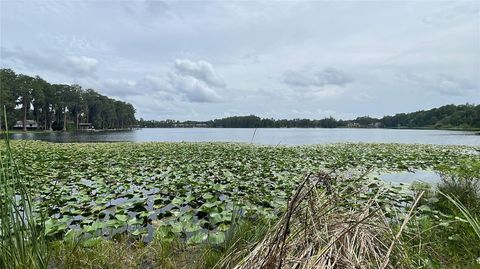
5;128;480;145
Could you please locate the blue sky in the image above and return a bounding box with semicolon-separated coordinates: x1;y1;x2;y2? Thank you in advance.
1;0;479;120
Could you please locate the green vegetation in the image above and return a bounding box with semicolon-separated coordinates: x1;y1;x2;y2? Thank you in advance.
0;132;47;268
0;141;479;268
399;170;480;268
0;69;136;131
138;103;480;130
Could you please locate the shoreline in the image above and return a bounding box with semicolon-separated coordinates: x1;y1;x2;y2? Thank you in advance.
3;126;480;133
138;126;480;132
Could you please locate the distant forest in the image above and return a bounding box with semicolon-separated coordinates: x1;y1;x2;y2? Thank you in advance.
0;69;136;131
139;104;480;130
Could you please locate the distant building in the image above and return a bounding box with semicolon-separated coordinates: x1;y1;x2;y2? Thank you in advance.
78;123;94;131
13;120;39;129
346;122;360;128
174;123;208;128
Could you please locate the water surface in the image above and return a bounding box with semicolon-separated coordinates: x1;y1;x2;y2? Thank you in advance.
378;170;442;185
5;128;479;145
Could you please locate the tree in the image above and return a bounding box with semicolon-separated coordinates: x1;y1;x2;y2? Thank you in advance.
67;84;84;130
0;69;18;130
31;76;46;129
16;74;35;132
1;69;137;131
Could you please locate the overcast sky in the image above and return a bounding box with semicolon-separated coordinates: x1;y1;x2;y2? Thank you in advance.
1;0;479;120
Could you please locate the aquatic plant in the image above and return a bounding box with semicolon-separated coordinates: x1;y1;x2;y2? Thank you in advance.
1;138;479;268
1;141;478;245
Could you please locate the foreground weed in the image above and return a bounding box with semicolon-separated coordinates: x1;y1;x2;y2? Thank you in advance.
0;111;48;269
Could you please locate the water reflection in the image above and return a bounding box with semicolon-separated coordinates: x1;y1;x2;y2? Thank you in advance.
379;170;442;185
3;128;479;145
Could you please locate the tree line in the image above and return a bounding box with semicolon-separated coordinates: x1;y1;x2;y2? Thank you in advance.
0;69;136;131
138;104;480;129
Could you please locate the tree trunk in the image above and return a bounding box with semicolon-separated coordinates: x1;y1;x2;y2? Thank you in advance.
22;101;27;132
76;112;79;131
44;108;47;131
35;108;40;130
63;107;67;131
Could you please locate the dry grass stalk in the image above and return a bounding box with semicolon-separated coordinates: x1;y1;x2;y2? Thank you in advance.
232;171;419;269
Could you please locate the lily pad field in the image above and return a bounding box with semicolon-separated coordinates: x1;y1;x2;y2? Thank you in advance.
1;140;480;268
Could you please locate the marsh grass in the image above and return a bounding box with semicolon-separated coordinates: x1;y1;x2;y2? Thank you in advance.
0;112;48;269
442;193;480;240
403;167;480;268
227;172;425;269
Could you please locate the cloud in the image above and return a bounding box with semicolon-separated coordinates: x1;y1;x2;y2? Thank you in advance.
1;46;98;77
283;67;352;88
315;68;352;87
144;0;170;16
121;0;172;18
101;59;225;103
167;72;222;102
283;71;317;87
103;79;138;96
434;75;477;96
397;72;478;96
422;2;479;26
163;59;226;102
65;56;98;75
174;59;226;88
1;1;478;120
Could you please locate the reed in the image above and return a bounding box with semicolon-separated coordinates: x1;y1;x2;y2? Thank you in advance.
0;109;48;269
441;192;480;240
230;171;422;269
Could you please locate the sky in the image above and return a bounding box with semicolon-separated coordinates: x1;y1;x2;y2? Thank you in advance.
1;0;479;121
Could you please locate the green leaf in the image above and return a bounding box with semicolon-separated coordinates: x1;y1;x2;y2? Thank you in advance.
208;231;225;245
127;217;143;226
187;231;207;245
170;222;183;234
115;214;128;222
203;193;214;200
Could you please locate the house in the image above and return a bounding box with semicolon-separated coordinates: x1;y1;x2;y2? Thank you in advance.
346;122;361;128
78;123;94;131
13;120;39;129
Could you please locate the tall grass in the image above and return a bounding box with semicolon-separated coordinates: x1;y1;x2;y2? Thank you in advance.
441;192;480;240
403;171;480;268
0;111;48;269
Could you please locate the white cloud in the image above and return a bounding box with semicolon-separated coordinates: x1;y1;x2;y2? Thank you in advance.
103;79;138;96
282;67;353;100
283;68;352;88
397;72;477;96
1;1;478;120
167;72;222;102
1;47;98;77
66;56;98;75
422;2;479;26
100;59;225;104
174;59;226;88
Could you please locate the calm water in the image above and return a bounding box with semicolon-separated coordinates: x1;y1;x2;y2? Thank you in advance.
5;128;480;145
378;170;442;185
